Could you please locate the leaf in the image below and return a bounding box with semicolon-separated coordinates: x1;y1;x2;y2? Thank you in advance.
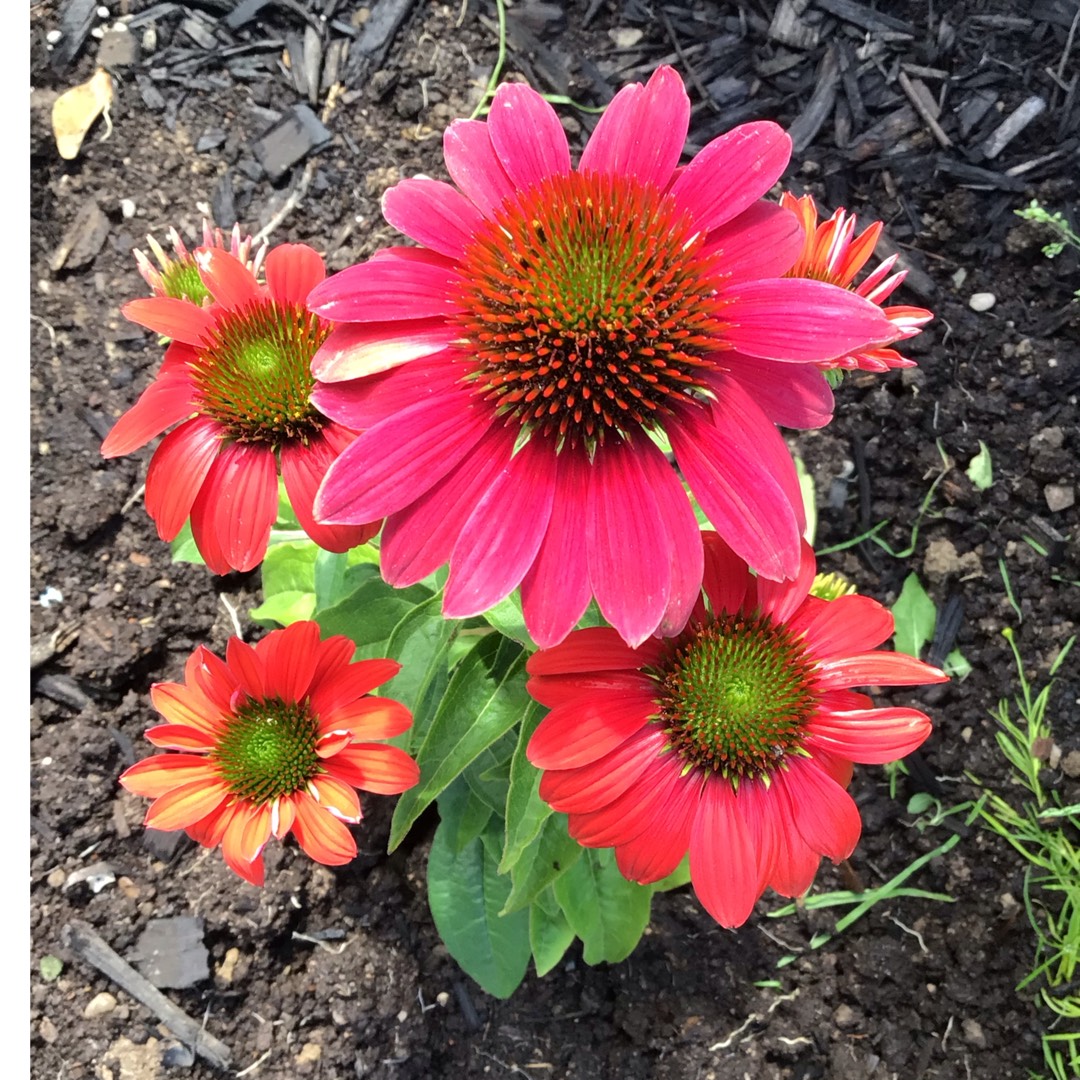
39;955;63;981
427;820;531;999
169;520;205;566
502;813;582;915
388;633;527;850
529;893;575;977
891;573;937;660
651;855;691;893
463;729;517;813
552;848;653;966
944;649;972;680
965;441;993;491
316;577;433;659
481;592;536;649
251;540;320;626
437;777;494;856
249;590;316;626
500;700;551;874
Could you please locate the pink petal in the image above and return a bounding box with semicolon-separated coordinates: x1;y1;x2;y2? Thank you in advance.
528;691;656;770
615;763;699;884
814;652;949;691
700;530;752;617
282;428;378;554
578;65;688;189
100;374;197;457
123;297;216;345
669;389;802;582
669;122;791;232
382;178;487;261
786;594;896;660
527;625;659;676
806;706;932;764
311;320;458;383
719;279;896;363
633;434;703;637
443;118;517;217
777;759;861;861
722;354;834;431
264;244;326;306
315;392;489;525
144;417;222;541
444;437;557;618
312;351;462;431
189;441;278;574
486;82;571;189
689;778;762;928
586;439;672;647
194;247;261;310
520;448;592;648
379;423;514;585
700;202;804;283
306;248;462;323
539;726;667;814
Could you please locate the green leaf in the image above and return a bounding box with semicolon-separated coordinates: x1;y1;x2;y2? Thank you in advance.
427;820;531;999
795;455;817;548
944;649;972;680
39;955;63;981
553;848;653;966
651;855;691;893
500;700;550;873
436;777;494;855
965;441;993;490
502;813;582;914
389;633;527;850
317;577;433;659
481;592;536;649
529;892;575;977
251;540;319;626
462;729;517;813
169;520;205;565
892;573;937;659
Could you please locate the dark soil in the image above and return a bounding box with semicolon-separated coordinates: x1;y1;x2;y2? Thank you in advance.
30;2;1079;1079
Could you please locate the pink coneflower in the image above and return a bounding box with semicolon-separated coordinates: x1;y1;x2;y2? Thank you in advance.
102;241;380;573
120;621;420;885
308;67;899;647
781;192;933;371
525;532;948;928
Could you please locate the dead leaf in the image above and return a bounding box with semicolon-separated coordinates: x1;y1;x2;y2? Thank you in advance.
52;68;113;160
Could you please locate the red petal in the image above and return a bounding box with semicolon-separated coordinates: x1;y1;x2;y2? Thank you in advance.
264;244;326;306
777;760;861;862
194;247;262;310
814;652;949;691
527;693;656;770
326;744;420;794
100;373;196;457
253;621;321;701
291;791;358;865
123;297;216;344
144;417;222;541
527;626;657;676
120;754;217;798
144;778;231;830
805;706;932;764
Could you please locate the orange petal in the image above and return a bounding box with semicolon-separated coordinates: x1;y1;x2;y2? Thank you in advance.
309;774;361;822
326;744;420;795
145;778;231;830
145;724;216;750
317;697;412;740
119;754;217;798
150;682;227;736
291;792;357;865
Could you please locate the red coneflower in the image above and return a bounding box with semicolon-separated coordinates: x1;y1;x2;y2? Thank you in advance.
781;192;933;371
307;67;898;648
525;532;948;928
102;241;380;573
119;621;420;884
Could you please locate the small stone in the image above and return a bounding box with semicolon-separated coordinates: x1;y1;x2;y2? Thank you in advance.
1045;484;1075;512
923;538;981;583
120;198;136;219
39;1016;59;1043
436;991;450;1007
46;867;66;888
961;1018;987;1048
117;876;140;900
396;1009;408;1022
46;29;63;44
217;947;240;983
968;292;996;312
296;1042;322;1065
1029;426;1064;452
833;1003;857;1027
1061;750;1080;779
83;991;118;1018
609;27;644;48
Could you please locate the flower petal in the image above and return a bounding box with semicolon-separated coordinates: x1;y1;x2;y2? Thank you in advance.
119;754;218;798
100;373;196;457
310;774;362;821
383;177;488;261
308;659;401;717
144;723;216;750
701;201;804;284
723;354;835;431
579;65;689;189
144;417;222;541
487;82;571;190
195;247;262;310
814;651;949;691
444;436;557;619
777;759;861;862
253;620;321;701
528;692;656;770
144;778;231;831
615;763;699;884
788;593;896;660
264;243;326;306
311;320;458;383
149;680;227;736
669;122;791;232
307;248;462;323
527;625;657;676
443;118;516;217
122;296;216;344
317;696;412;740
291;791;357;865
326;743;420;794
805;707;932;764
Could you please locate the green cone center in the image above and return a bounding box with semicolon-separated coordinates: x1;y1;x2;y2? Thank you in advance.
212;698;321;804
162;261;210;305
191;300;329;443
453;170;729;452
655;611;818;780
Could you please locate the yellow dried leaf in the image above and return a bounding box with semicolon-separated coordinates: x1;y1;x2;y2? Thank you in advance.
52;68;113;161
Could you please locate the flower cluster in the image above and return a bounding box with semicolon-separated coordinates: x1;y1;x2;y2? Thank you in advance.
108;66;941;921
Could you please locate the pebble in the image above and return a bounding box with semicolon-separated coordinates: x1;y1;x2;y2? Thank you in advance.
83;991;118;1018
46;867;66;889
120;198;136;219
1044;483;1075;512
217;947;240;983
46;29;63;44
1029;426;1064;453
436;991;450;1007
39;1016;59;1043
1061;750;1080;779
923;537;982;583
833;1003;857;1027
296;1042;322;1065
968;292;996;312
961;1018;987;1048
